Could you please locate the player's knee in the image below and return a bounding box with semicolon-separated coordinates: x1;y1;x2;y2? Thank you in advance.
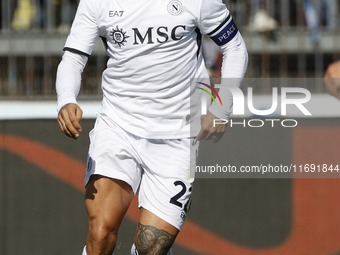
89;224;118;247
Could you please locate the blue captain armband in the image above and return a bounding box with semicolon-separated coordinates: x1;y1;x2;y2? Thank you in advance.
208;15;238;46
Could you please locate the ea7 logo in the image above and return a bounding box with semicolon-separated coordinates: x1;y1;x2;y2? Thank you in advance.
109;10;124;17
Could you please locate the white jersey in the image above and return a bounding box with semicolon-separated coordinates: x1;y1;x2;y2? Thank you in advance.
64;0;241;139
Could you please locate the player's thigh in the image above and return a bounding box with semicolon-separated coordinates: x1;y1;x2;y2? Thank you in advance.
85;175;134;232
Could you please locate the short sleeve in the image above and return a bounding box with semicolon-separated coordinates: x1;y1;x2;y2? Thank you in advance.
198;0;239;46
64;0;99;56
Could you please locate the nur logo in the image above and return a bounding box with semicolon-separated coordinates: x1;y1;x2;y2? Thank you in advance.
197;82;222;106
197;82;222;115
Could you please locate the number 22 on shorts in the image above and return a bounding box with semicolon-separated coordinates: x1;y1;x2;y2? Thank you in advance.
169;181;193;213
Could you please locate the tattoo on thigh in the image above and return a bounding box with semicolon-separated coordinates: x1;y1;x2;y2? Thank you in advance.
135;223;176;255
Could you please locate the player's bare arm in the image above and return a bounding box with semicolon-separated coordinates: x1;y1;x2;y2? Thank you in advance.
197;110;227;143
57;103;83;140
324;60;340;100
134;223;176;255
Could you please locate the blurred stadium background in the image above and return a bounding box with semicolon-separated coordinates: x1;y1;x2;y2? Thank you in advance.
1;0;340;97
1;0;340;255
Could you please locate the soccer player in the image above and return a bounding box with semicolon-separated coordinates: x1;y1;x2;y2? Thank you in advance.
56;0;248;254
324;60;340;100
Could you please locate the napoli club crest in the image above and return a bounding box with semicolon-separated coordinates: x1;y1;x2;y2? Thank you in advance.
168;1;183;16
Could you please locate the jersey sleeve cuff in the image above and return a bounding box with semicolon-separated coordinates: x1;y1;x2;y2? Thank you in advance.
57;97;79;113
208;104;231;121
64;47;90;57
64;40;93;57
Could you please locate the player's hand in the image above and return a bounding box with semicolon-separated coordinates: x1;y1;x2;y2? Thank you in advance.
57;103;83;140
196;110;227;143
324;60;340;100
